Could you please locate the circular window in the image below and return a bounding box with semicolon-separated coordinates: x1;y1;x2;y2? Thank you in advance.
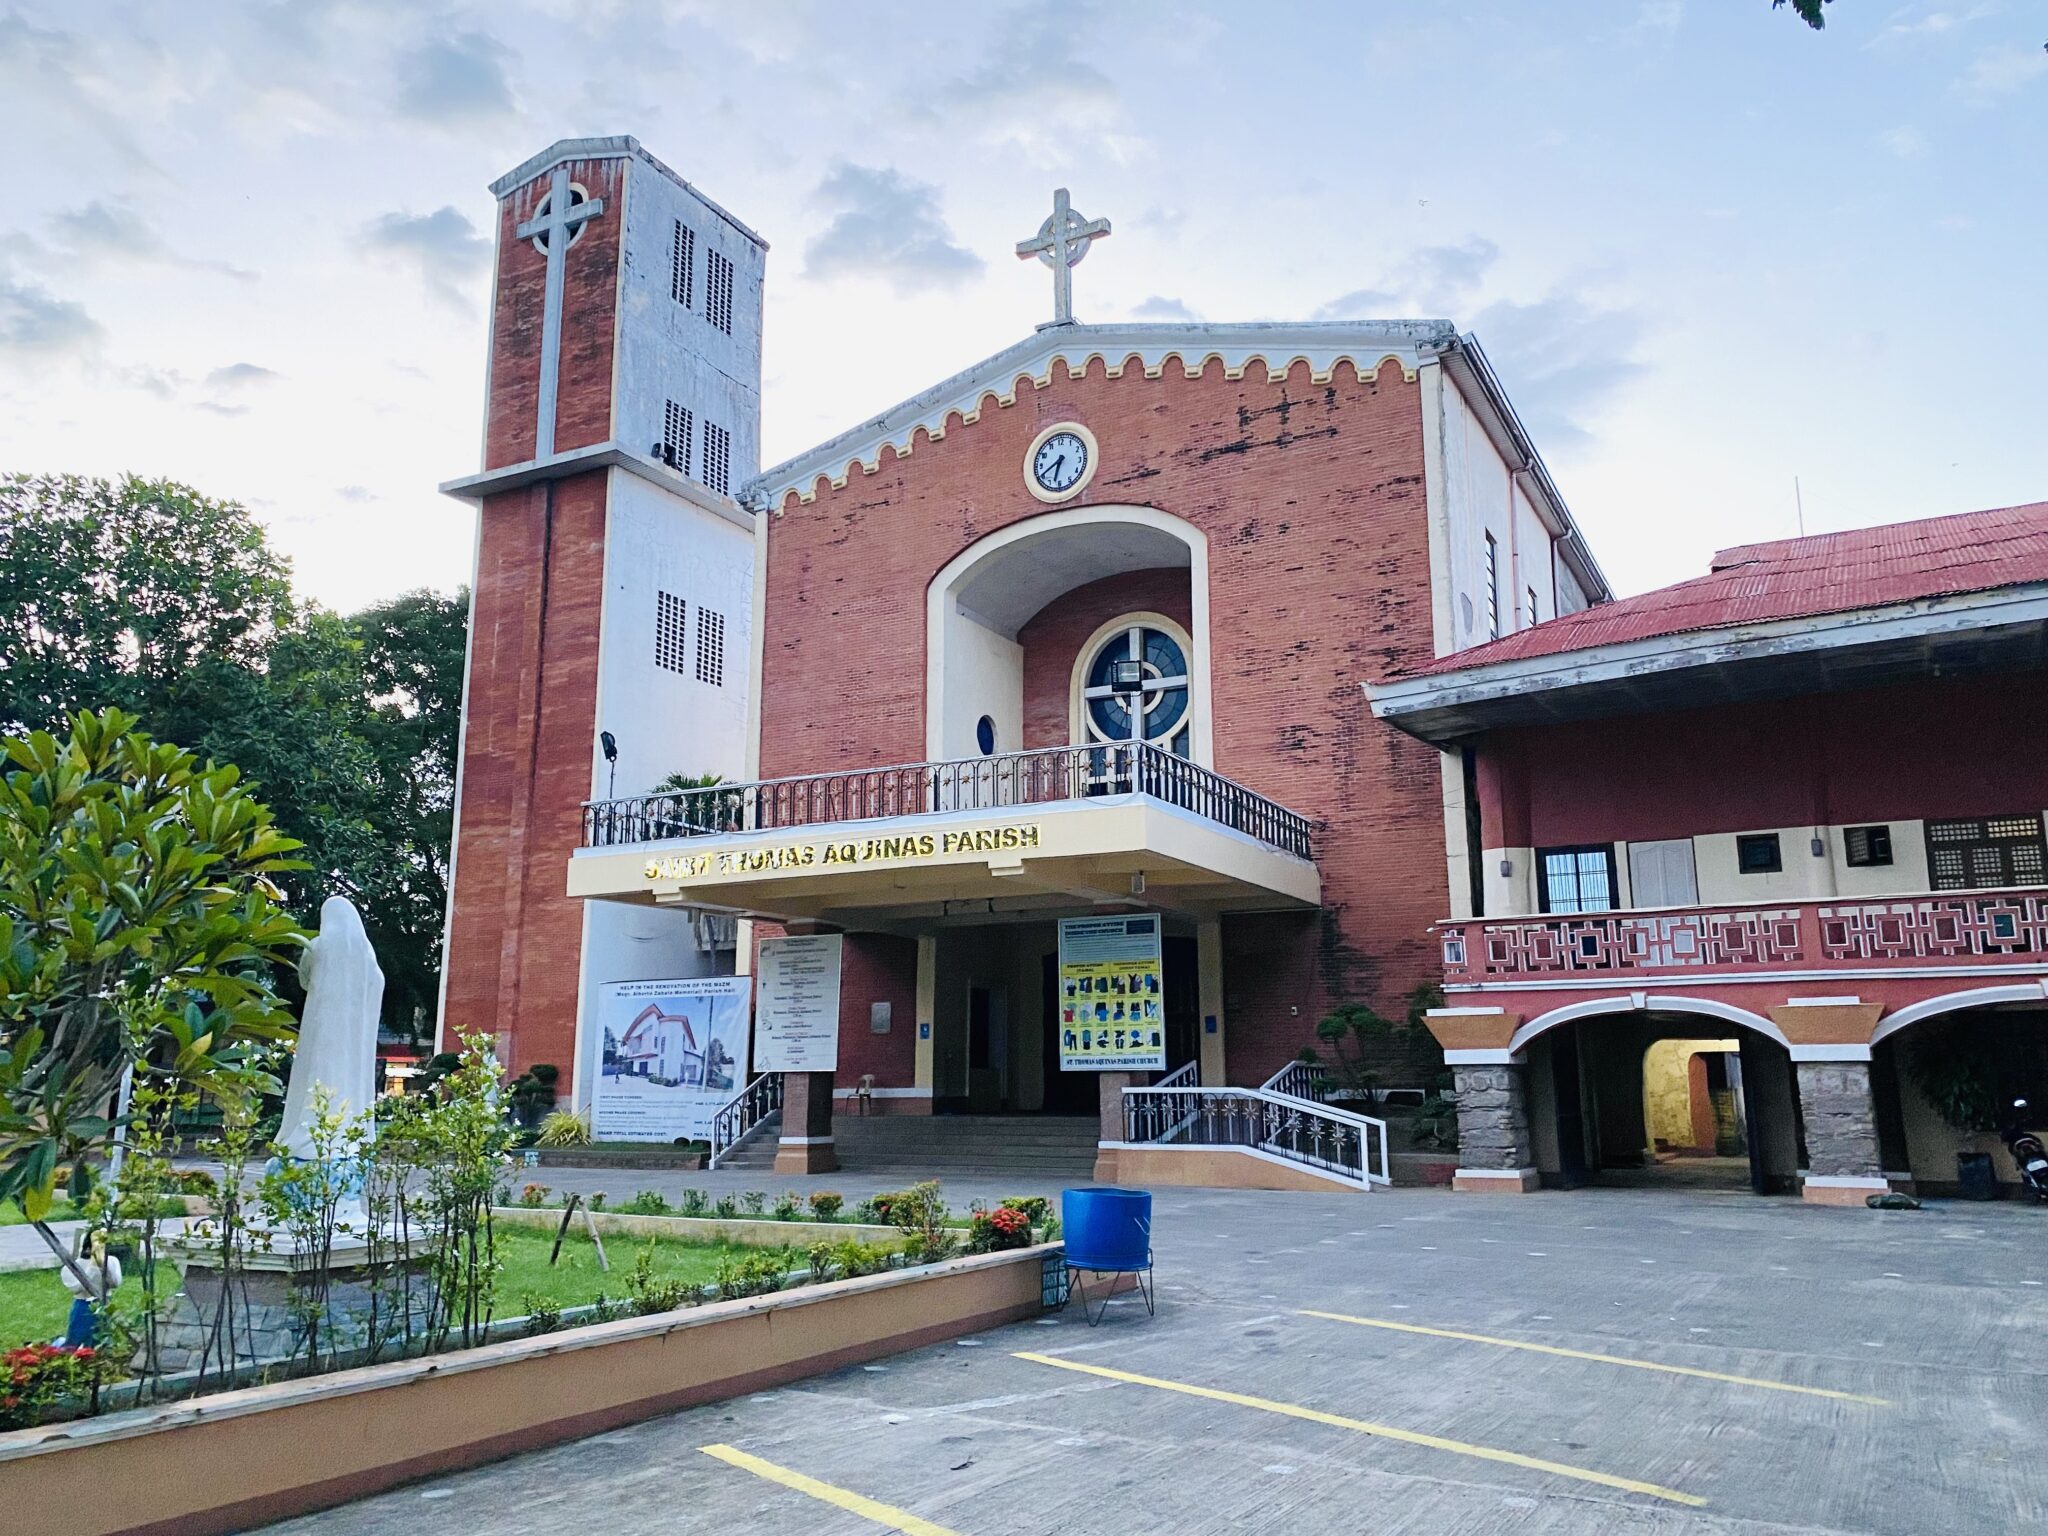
527;183;594;255
975;715;997;756
1081;622;1191;757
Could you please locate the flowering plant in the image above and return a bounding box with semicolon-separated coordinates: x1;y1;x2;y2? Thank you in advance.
967;1203;1033;1253
1;1344;99;1430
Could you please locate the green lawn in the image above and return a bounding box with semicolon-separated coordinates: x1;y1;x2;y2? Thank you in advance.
0;1270;74;1348
0;1226;751;1354
497;1224;742;1313
0;1196;189;1228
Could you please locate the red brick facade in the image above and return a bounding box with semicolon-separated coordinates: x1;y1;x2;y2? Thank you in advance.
446;153;630;1089
760;358;1451;1081
833;934;920;1100
484;156;624;471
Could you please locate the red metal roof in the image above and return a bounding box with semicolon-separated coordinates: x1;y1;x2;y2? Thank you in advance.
1404;500;2048;677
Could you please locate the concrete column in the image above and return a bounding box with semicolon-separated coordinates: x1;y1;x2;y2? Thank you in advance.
1451;1063;1539;1192
1196;920;1225;1086
772;1071;839;1174
1794;1061;1887;1206
1092;1071;1136;1184
913;933;937;1093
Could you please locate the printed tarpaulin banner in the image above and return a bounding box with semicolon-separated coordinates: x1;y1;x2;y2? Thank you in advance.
1057;914;1165;1071
592;975;751;1143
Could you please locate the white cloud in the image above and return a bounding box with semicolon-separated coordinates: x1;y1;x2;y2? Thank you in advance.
1960;44;2048;99
1470;294;1647;449
1131;295;1199;321
362;207;493;310
1878;126;1928;159
938;0;1144;163
1316;237;1502;321
394;32;518;124
802;165;982;294
206;362;281;390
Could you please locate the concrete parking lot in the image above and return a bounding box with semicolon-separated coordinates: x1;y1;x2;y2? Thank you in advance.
266;1186;2048;1534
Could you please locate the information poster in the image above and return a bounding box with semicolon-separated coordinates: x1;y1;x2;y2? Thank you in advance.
592;976;751;1142
756;933;844;1072
1057;914;1166;1071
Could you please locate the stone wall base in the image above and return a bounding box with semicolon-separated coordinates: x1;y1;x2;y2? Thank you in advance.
1452;1166;1541;1193
1105;1144;1369;1194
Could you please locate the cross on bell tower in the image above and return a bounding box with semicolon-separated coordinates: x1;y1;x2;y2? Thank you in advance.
515;165;607;457
1015;188;1110;329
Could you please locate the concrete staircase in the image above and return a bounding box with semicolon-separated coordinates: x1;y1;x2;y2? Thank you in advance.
718;1114;1100;1178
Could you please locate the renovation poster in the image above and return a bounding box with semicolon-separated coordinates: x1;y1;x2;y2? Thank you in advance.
592;976;752;1142
1057;914;1166;1071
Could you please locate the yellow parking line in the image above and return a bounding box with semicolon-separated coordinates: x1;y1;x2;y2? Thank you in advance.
1012;1350;1704;1507
1300;1310;1891;1407
700;1444;962;1534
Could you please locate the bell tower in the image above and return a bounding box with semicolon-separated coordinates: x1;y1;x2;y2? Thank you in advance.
436;137;767;1097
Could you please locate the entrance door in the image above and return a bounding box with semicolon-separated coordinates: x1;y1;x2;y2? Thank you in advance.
1040;954;1095;1114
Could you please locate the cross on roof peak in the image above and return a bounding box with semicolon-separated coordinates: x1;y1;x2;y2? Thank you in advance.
1015;188;1110;329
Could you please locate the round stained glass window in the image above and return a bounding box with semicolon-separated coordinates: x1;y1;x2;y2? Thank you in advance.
1081;622;1191;756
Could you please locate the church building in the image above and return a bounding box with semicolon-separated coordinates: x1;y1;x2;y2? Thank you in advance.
436;135;1610;1182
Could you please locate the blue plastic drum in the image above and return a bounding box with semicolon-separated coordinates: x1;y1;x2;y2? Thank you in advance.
1062;1187;1152;1272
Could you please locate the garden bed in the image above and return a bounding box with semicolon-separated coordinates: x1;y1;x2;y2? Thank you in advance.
0;1242;1063;1536
527;1141;709;1170
492;1205;902;1250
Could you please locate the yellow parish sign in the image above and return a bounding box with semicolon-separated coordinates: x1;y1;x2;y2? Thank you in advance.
644;823;1042;883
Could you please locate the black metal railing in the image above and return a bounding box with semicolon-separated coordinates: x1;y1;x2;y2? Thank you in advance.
581;743;1314;860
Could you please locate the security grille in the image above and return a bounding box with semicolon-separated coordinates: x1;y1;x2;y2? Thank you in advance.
707;249;735;334
695;608;725;687
1927;814;2047;890
662;400;693;475
671;220;695;308
704;420;732;495
655;591;688;674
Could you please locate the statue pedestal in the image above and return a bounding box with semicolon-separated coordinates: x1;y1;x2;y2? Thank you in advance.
149;1231;439;1374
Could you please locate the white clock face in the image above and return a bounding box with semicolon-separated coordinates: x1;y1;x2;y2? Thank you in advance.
1032;430;1089;493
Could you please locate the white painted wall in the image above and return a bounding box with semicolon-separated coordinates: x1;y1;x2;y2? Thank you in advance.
1436;378;1558;652
940;604;1024;760
615;156;766;491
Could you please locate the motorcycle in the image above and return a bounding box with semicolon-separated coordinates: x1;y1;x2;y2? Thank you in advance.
2000;1097;2048;1202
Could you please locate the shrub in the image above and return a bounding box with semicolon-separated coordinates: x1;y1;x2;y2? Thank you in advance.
739;1190;767;1216
772;1192;803;1222
677;1188;709;1217
885;1182;959;1264
621;1190;672;1216
865;1189;908;1225
832;1239;891;1278
713;1194;739;1219
805;1241;839;1281
998;1195;1049;1226
588;1191;608;1211
968;1204;1033;1254
0;1344;99;1430
519;1291;563;1336
536;1109;593;1147
627;1246;694;1315
588;1292;626;1325
176;1170;220;1199
808;1191;844;1220
517;1183;550;1207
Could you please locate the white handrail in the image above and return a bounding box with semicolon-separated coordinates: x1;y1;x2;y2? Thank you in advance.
1120;1083;1391;1188
708;1072;781;1169
1155;1060;1200;1090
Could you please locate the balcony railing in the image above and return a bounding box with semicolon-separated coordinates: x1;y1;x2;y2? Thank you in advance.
581;742;1314;860
1439;887;2048;985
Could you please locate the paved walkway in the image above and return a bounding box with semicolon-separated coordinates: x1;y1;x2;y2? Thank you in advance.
266;1186;2048;1534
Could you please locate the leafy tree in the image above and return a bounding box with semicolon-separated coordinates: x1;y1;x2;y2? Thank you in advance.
1773;0;1829;28
0;710;306;1250
0;474;293;737
0;476;468;1041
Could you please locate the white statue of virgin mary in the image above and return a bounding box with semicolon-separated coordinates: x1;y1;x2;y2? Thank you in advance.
278;895;385;1161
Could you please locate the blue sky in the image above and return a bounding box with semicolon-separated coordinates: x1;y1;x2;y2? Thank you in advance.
1;1;2042;611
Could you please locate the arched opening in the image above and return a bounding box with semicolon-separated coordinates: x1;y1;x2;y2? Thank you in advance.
1515;998;1803;1194
1869;987;2048;1196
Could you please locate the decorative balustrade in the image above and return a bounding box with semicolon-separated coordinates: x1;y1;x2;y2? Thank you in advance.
581;743;1313;860
1153;1060;1201;1090
1261;1059;1331;1101
1439;888;2048;985
708;1073;782;1169
1120;1085;1390;1189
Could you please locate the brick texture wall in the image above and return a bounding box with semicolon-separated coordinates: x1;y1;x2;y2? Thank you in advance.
442;473;609;1085
761;358;1451;1083
833;933;920;1096
1017;567;1193;750
485;156;624;471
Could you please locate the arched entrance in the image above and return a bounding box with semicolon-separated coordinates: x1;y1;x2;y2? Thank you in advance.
1868;985;2048;1195
1514;998;1804;1193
